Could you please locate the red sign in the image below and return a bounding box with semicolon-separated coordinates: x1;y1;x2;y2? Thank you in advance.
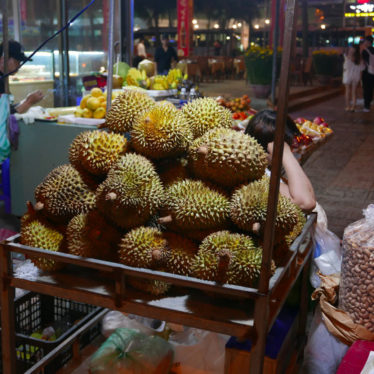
177;0;193;57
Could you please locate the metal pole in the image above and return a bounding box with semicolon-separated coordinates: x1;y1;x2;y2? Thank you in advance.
271;0;280;105
249;0;298;372
12;0;22;42
3;0;10;94
302;0;309;57
120;0;134;65
106;0;115;111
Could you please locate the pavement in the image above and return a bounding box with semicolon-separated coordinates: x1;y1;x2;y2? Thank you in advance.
0;82;372;240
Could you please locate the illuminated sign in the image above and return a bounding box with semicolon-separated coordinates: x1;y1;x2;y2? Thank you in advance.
345;2;374;16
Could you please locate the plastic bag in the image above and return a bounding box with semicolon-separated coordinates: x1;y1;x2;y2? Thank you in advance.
339;204;374;333
101;311;165;338
89;328;174;374
310;203;342;288
169;328;229;374
302;305;349;374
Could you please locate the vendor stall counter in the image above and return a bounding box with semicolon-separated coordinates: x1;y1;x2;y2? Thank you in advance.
10;120;96;216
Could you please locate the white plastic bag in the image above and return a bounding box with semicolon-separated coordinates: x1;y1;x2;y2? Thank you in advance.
170;328;229;374
302;305;348;374
310;203;342;288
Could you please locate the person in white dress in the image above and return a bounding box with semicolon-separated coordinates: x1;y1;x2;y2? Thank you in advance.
343;44;365;112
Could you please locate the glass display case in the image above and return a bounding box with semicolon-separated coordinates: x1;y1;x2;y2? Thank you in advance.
8;50;107;107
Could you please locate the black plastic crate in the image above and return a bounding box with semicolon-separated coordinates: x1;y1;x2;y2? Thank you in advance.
1;292;102;374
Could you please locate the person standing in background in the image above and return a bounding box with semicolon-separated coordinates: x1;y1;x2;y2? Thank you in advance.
154;35;178;75
361;35;374;112
0;40;44;114
343;44;365;112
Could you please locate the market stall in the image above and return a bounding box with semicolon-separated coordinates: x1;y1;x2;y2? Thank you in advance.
0;1;343;374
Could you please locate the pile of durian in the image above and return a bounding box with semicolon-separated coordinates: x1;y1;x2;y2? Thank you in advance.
21;90;306;295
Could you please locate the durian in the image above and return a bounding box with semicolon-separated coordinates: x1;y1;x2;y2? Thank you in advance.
69;130;128;177
20;202;65;272
118;227;166;268
159;179;230;239
118;227;170;295
66;210;121;261
96;153;164;229
192;231;274;286
163;232;198;276
230;177;299;239
285;207;306;246
103;90;155;133
157;158;190;186
131;105;192;159
34;164;96;223
189;128;267;188
181;98;232;138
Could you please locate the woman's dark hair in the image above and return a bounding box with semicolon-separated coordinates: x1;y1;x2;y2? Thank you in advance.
352;44;361;65
244;109;298;152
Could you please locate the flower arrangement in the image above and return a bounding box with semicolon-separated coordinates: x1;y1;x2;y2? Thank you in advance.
244;46;281;85
312;50;340;77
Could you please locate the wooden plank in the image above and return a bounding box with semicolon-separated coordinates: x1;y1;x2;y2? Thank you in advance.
11;276;255;338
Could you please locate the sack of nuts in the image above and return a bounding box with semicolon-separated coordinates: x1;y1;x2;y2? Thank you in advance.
339;204;374;333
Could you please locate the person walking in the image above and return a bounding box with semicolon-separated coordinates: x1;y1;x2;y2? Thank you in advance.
361;35;374;112
343;44;365;112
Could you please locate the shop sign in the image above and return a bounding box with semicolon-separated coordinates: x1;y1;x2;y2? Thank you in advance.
177;0;193;57
345;2;374;17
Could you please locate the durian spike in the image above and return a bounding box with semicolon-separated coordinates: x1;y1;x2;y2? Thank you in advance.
98;122;107;129
252;222;261;233
144;116;152;124
105;192;117;201
197;145;209;155
216;248;232;284
158;215;173;224
34;202;44;211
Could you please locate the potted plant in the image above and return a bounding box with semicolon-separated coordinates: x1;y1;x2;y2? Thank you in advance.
312;50;340;85
244;46;280;98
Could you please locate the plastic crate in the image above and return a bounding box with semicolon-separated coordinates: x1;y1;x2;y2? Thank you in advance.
0;292;102;374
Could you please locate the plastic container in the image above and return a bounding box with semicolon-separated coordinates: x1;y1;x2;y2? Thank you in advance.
0;292;102;374
339;204;374;333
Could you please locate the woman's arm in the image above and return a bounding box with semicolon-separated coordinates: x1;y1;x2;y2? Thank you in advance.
268;142;316;212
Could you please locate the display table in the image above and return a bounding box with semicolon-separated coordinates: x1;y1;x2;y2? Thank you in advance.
10;120;96;217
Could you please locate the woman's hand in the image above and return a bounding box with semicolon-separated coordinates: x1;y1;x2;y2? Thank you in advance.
26;90;44;105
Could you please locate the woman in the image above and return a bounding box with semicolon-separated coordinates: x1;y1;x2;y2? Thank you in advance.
245;109;316;212
343;44;365;112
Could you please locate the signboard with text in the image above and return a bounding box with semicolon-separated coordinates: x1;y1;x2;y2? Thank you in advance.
177;0;193;57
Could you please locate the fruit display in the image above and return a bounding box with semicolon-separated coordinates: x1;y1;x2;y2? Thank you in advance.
75;88;121;120
21;92;308;295
294;116;333;139
217;95;252;113
125;67;183;90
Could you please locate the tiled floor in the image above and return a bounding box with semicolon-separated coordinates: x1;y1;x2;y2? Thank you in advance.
291;96;374;238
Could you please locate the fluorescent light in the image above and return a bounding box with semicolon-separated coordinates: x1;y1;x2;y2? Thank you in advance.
265;19;270;24
254;24;260;29
321;24;326;29
214;24;219;29
192;19;197;24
